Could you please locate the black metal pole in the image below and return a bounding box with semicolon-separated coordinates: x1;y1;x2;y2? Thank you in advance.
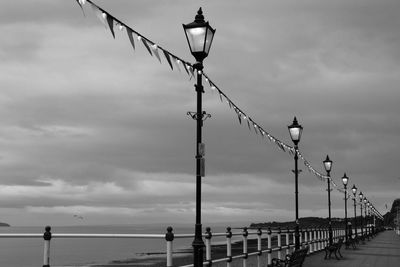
365;204;369;240
193;61;205;267
294;146;300;250
360;203;364;241
353;198;358;239
344;185;348;244
327;172;333;246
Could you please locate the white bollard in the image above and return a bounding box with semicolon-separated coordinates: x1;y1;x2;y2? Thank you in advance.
304;229;308;252
257;228;262;267
226;227;232;267
277;228;282;260
242;227;248;267
205;227;212;266
267;228;272;266
165;226;174;267
43;226;51;267
286;229;290;255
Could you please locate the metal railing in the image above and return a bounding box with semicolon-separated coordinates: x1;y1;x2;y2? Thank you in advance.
0;225;374;267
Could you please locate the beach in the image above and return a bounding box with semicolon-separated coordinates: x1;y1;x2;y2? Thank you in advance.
93;236;278;267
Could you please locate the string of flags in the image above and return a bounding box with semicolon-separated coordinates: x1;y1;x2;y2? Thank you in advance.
74;0;346;194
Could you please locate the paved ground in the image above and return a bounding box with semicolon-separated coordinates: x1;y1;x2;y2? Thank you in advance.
303;231;400;267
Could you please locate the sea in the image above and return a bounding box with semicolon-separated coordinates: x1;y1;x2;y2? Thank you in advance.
0;223;246;267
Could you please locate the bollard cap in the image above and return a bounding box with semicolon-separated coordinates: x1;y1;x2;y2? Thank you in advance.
205;227;212;239
165;226;174;242
226;226;232;238
43;226;52;241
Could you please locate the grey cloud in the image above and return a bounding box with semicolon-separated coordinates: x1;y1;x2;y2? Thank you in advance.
1;0;399;225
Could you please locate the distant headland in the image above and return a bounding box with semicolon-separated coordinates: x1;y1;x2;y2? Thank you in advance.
0;222;10;227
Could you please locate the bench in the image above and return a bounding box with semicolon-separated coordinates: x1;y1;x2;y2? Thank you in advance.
346;236;357;249
324;238;343;260
271;246;309;267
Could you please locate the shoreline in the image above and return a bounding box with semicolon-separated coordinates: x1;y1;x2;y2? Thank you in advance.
91;236;280;267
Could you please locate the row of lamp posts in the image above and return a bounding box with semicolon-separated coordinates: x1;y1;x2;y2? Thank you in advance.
288;117;380;249
182;8;381;266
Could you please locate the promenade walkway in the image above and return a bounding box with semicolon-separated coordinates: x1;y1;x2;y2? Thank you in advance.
303;231;400;267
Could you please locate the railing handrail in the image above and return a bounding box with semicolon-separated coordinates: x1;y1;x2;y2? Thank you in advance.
0;233;165;238
0;225;378;267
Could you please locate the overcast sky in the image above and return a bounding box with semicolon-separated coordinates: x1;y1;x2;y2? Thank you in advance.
0;0;399;227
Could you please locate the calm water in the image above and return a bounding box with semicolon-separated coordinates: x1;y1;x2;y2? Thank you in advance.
0;224;241;267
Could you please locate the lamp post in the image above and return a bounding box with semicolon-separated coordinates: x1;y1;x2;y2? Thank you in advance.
323;155;333;246
288;117;303;250
351;184;358;240
367;200;373;237
359;191;364;241
183;8;215;267
364;197;368;239
341;173;349;245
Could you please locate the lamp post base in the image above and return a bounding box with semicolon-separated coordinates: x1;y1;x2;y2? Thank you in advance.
192;223;205;267
295;224;300;250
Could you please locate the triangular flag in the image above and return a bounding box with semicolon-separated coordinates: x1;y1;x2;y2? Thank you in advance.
151;44;161;63
173;58;182;72
141;38;153;56
278;142;285;152
75;0;85;16
126;28;136;50
183;64;191;77
237;113;242;124
163;51;173;70
253;124;258;135
219;93;223;102
247;119;251;131
91;5;108;28
106;14;115;38
189;66;195;78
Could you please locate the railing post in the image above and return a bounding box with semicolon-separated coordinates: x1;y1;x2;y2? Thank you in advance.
257;228;262;267
43;226;52;267
335;228;338;241
308;228;313;253
304;228;308;252
285;228;290;255
325;228;328;247
242;227;248;267
292;231;296;252
313;229;317;252
205;227;212;266
165;226;174;267
318;228;322;251
267;228;272;266
226;227;232;267
277;228;282;260
299;228;302;249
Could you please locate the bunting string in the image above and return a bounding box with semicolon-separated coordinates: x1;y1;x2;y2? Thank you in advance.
74;0;346;194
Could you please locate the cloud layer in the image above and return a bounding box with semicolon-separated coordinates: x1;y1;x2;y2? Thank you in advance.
0;0;399;226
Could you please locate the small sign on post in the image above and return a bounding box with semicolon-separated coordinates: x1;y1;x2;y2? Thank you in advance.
200;158;205;177
199;143;205;157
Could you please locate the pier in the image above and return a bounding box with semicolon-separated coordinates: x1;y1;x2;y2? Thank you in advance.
304;230;400;267
2;224;399;266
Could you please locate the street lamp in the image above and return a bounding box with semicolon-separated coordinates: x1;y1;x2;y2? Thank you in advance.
288;117;303;250
359;191;364;241
183;8;215;267
323;155;333;246
341;173;349;245
363;197;368;239
351;184;358;239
